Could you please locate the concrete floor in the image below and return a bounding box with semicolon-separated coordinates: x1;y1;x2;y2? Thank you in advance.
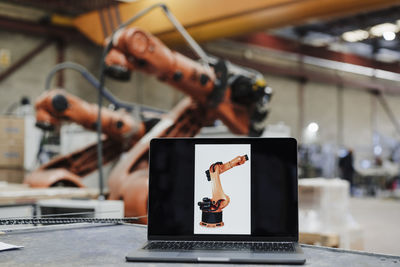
349;197;400;256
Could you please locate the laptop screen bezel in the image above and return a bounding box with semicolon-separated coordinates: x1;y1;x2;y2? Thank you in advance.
147;137;299;242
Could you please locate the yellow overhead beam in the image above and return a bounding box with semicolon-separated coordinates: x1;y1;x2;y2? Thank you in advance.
73;0;399;46
51;14;74;27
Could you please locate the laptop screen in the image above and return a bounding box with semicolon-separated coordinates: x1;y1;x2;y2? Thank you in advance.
148;138;298;242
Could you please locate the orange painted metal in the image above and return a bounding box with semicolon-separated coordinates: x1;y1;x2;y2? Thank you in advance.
217;155;248;174
73;0;399;46
51;26;267;222
108;97;213;224
106;27;252;135
198;155;249;227
106;28;215;103
35;89;145;145
24;168;85;188
103;27;265;222
199;220;224;228
208;155;249;212
24;137;124;188
28;26;269;223
25;90;146;188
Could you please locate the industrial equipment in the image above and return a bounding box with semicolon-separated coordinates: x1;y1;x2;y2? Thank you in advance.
105;24;271;222
198;154;249;227
27;5;272;223
35;89;144;142
24;89;147;188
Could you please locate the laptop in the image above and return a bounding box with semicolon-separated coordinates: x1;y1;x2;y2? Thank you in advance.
126;138;306;264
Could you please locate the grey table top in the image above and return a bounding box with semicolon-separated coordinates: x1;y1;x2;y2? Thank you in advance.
0;223;399;266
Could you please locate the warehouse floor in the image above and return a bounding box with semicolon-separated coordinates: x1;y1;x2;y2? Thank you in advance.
349;197;400;256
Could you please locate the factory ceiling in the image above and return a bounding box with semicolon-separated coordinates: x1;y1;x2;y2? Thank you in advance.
0;0;118;16
272;5;400;63
0;1;398;67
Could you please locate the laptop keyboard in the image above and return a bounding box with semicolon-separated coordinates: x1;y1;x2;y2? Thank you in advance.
143;241;295;252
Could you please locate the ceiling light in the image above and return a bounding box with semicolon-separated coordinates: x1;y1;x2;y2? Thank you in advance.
370;23;398;37
307;122;319;133
373;145;382;156
383;31;396;41
342;30;369;42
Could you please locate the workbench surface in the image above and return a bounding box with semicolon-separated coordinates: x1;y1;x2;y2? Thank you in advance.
0;224;399;266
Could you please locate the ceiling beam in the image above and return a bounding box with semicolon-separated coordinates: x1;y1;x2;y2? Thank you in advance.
234;33;400;74
0;16;88;42
74;0;400;46
208;48;400;94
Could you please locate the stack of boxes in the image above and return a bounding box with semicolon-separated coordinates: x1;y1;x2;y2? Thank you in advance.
298;178;364;250
0;116;25;183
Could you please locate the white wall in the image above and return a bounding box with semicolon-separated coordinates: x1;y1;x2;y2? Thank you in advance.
0;31;183;114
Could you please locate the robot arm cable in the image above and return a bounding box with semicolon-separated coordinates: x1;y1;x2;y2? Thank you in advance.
44;62;134;112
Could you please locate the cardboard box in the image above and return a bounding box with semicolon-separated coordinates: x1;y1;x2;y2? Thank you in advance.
0;144;24;167
0;168;25;183
0;116;24;142
0;116;25;168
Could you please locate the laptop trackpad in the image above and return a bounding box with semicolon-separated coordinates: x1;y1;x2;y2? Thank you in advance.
179;251;251;262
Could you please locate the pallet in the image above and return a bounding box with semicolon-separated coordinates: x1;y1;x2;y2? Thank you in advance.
0;182;99;205
300;232;340;248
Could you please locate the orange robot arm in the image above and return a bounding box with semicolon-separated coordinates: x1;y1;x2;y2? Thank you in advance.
205;155;249;212
35;89;145;144
198;154;248;227
105;27;272;136
106;28;216;103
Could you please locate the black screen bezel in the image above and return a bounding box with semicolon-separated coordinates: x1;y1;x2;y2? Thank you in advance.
148;137;299;242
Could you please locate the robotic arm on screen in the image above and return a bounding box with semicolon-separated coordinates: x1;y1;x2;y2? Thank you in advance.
198;154;249;227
